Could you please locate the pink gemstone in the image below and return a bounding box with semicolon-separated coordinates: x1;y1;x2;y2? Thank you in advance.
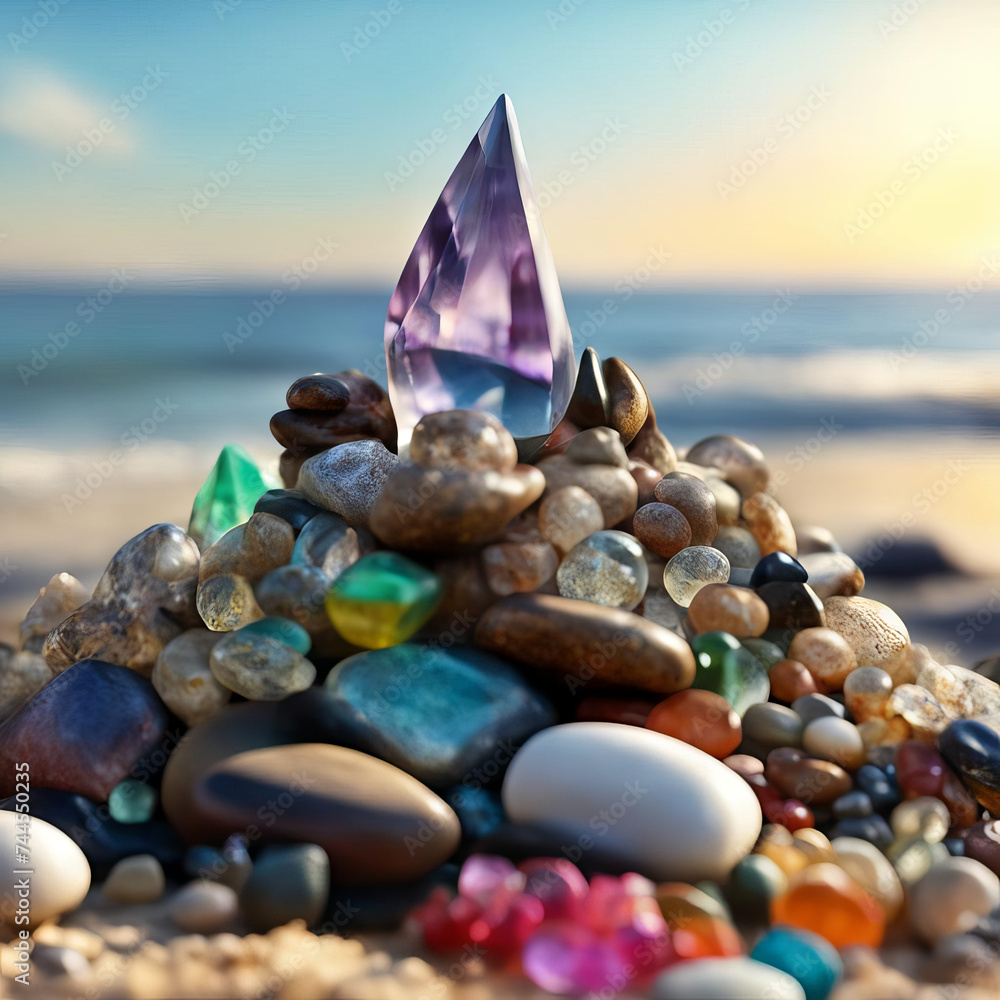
458;853;526;904
384;94;575;454
523;923;631;995
472;892;546;959
614;909;674;984
519;857;590;920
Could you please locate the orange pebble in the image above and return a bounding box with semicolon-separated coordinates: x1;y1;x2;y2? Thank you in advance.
646;689;742;758
769;659;818;702
670;915;743;960
771;862;885;948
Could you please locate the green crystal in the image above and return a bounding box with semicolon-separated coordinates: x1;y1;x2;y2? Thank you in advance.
326;551;443;649
188;444;276;550
236;616;312;655
690;630;770;715
108;779;157;824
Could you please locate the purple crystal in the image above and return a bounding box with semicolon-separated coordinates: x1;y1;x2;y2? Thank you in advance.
385;94;575;454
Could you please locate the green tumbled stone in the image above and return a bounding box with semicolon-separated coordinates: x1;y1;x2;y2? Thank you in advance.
325;552;442;649
691;630;770;716
188;444;276;550
108;779;157;824
236;616;312;655
741;637;786;670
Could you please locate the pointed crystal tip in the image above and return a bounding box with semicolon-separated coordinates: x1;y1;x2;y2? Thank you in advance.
385;94;575;453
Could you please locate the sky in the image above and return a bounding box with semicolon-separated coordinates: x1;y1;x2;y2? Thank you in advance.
0;0;998;289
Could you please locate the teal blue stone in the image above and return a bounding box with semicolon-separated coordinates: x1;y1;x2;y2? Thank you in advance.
236;616;312;655
690;631;770;715
319;644;556;787
108;779;157;824
752;926;842;1000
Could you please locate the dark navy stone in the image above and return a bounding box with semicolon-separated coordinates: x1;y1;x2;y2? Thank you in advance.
0;787;183;879
944;837;966;857
253;488;324;534
239;843;330;932
0;658;176;801
939;719;1000;812
832;790;873;819
855;764;901;814
750;552;808;588
832;815;893;850
183;838;252;891
317;644;556;788
446;785;506;841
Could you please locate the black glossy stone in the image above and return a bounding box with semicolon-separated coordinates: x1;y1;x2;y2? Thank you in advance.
0;788;183;879
939;719;1000;813
832;815;893;850
253;489;324;535
756;582;825;632
854;763;901;814
750;552;808;588
565;346;610;430
240;843;330;932
832;790;873;819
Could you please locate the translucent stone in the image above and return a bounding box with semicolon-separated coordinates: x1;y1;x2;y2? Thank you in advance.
108;779;157;824
385;94;575;455
916;659;1000;720
890;797;950;844
325;551;443;649
457;854;525;904
209;633;316;700
690;631;770;716
843;666;893;722
236;616;312;655
886;684;950;741
188;444;275;550
522;923;630;995
556;530;648;611
663;545;730;607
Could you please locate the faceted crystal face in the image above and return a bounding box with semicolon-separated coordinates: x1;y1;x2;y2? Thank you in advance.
385;94;575;453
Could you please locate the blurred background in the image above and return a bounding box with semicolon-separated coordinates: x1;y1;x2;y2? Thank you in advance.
1;0;998;661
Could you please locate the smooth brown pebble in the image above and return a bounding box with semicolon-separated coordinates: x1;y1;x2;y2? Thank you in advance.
653;473;718;547
633;503;692;560
802;716;866;770
769;659;818;702
788;627;857;693
687;583;769;638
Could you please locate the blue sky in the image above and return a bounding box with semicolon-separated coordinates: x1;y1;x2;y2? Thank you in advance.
1;0;997;287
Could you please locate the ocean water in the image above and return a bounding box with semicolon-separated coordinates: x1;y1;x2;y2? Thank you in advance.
1;287;998;452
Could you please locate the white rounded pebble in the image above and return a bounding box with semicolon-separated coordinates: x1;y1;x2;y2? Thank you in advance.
502;722;761;883
653;957;806;1000
908;856;1000;943
802;716;866;770
152;629;230;726
102;854;165;904
831;835;904;920
168;880;240;934
0;812;91;927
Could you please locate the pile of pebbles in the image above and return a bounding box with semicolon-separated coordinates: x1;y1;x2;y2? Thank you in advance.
2;349;999;1000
